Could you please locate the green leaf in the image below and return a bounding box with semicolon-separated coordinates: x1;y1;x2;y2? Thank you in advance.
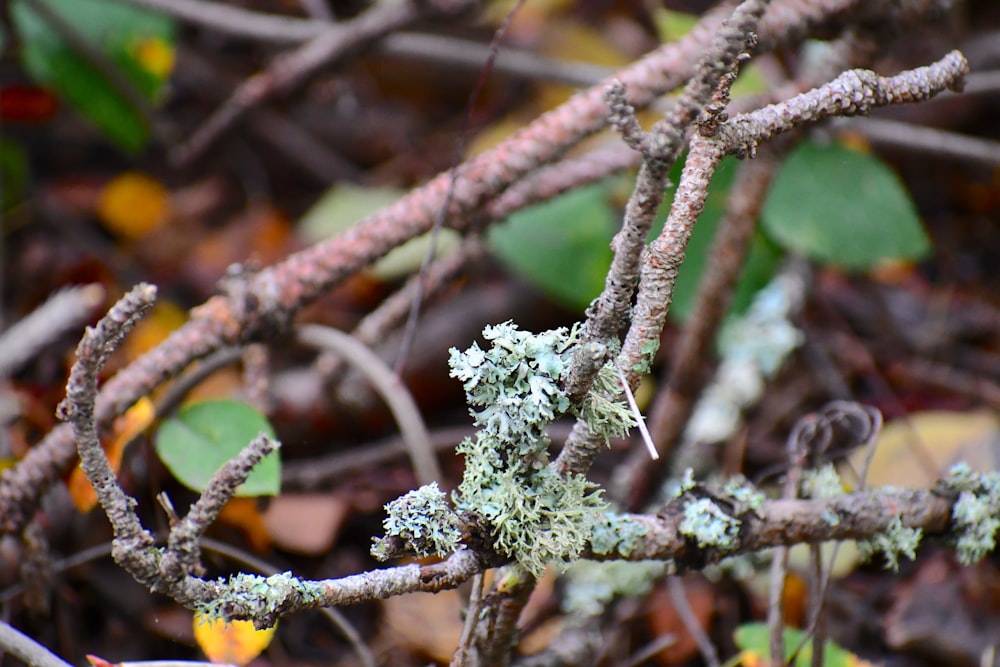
733;622;862;667
298;183;460;281
12;0;175;152
761;140;930;270
155;400;280;497
490;184;617;312
652;156;783;322
0;140;29;210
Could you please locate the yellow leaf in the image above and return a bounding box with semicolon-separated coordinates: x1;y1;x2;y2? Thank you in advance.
122;300;187;360
848;410;1000;489
194;614;276;666
68;397;155;512
97;172;170;240
131;36;175;80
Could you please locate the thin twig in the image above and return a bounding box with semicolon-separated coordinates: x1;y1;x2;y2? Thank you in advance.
0;284;105;378
0;620;73;667
452;573;486;667
667;576;720;667
844;116;1000;167
297;324;442;485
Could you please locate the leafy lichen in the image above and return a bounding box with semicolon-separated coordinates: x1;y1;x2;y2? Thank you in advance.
679;498;741;549
590;512;649;557
371;482;462;561
944;463;1000;565
801;463;845;499
562;560;666;617
199;572;324;630
857;516;921;571
447;322;632;576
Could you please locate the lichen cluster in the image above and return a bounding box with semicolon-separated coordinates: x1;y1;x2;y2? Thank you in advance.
449;322;632;576
945;462;1000;565
371;482;463;561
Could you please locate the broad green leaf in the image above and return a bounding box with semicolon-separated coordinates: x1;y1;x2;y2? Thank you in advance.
734;622;870;667
12;0;175;152
762;140;930;270
652;156;783;322
490;184;617;312
155;400;280;497
298;183;460;281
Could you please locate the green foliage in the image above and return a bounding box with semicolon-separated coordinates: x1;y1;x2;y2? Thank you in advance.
371;483;462;561
653;156;784;323
298;183;460;280
155;399;280;497
561;560;666;617
0;140;28;210
857;516;921;571
679;498;741;549
448;322;632;576
944;463;1000;565
733;622;867;667
12;0;175;152
762;140;930;270
489;184;617;312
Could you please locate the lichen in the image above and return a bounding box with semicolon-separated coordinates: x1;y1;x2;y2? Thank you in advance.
679;498;741;549
857;516;921;571
944;463;1000;565
562;560;666;617
590;512;649;557
199;572;324;630
801;463;845;499
447;322;632;576
371;482;462;561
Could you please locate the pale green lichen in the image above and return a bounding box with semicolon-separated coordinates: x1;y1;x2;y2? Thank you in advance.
679;498;741;549
801;464;845;499
721;475;766;513
199;572;324;629
371;482;462;561
562;560;666;617
945;463;1000;565
590;512;649;557
447;322;633;576
857;516;921;571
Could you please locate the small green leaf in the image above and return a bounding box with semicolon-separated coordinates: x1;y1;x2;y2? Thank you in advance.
0;140;28;210
652;156;783;322
12;0;175;152
490;184;617;312
762;140;930;270
155;400;280;497
298;183;460;280
734;622;862;667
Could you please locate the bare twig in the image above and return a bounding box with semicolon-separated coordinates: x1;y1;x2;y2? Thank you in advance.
298;324;442;485
668;576;721;667
845;116;1000;167
0;620;73;667
0;284;105;378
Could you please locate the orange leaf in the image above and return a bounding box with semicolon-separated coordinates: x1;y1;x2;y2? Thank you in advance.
85;656;119;667
97;172;170;240
122;301;187;360
219;497;272;553
194;614;276;666
68;398;155;512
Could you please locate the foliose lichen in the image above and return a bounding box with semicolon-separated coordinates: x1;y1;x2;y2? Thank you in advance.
857;516;922;571
447;322;633;576
199;572;324;629
944;462;1000;565
590;512;649;557
561;560;666;617
679;498;741;549
371;482;462;561
801;463;845;500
